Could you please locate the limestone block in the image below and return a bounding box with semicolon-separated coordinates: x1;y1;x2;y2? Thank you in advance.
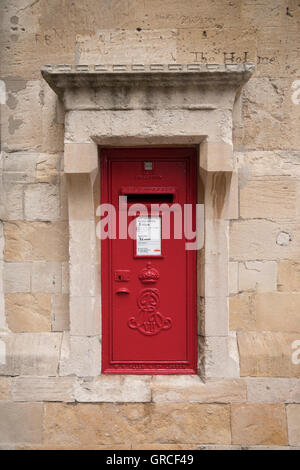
64;143;98;174
43;402;230;446
229;261;238;294
1;182;24;220
41;82;64;154
199;333;240;379
59;333;101;377
2;151;39;175
12;376;75;402
69;263;100;297
151;376;246;403
3;262;31;293
4;221;68;262
231;404;288;446
0;332;61;376
236;150;300;178
31;262;62;293
2;80;43;152
240;177;297;219
51;294;69;332
0;402;43;445
200;142;234;172
254;292;300;333
35;154;60;184
202;297;229;337
227;171;239;220
231;292;300;333
60;173;68;220
237;331;300;377
230;219;300;261
239;261;277;292
246;378;300;403
65;108;232;147
67;174;94;221
75;376;151;403
230;292;256;331
278;261;300;292
69;220;97;264
61;262;69;294
241;78;300;151
5;293;51;332
24;183;60;221
70;296;101;336
287;405;300;446
0;377;11;400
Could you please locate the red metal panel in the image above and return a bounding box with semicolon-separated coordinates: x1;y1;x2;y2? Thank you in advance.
101;148;197;374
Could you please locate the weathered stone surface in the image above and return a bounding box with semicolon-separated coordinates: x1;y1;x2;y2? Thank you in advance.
0;402;43;444
278;261;300;292
230;219;300;261
229;261;238;295
4;221;68;262
2;81;43;152
51;294;69;332
70;296;101;336
246;378;300;403
1;181;24;220
236;150;300;178
199;333;240;379
231;292;300;333
59;333;101;377
151;376;246;403
231;404;288;446
31;262;62;293
3;262;31;293
238;331;300;377
12;376;75;402
239;261;277;292
240;176;297;219
64;143;98;174
241;78;300;151
0;332;61;376
24;183;60;221
5;293;51;332
43;403;231;446
35;154;60;184
287;405;300;446
75;376;151;403
0;377;11;400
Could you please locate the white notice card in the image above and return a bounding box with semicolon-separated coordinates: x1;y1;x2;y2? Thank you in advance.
136;216;161;256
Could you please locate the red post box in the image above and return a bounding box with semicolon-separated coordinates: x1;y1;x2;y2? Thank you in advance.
101;148;197;374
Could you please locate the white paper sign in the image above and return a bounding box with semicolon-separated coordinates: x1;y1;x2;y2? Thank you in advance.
136;216;161;256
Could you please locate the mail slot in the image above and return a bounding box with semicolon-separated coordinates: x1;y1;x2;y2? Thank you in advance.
101;148;197;374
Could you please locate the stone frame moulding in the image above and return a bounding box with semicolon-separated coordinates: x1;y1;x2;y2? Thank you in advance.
42;62;254;380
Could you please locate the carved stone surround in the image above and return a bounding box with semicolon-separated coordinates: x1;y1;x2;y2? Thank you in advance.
42;63;254;379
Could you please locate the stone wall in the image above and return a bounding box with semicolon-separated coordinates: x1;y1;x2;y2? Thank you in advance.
0;0;300;449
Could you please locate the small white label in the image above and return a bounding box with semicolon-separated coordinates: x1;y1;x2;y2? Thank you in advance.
136;216;161;256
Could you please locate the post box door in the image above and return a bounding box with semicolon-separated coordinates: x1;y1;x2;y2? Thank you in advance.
101;148;197;374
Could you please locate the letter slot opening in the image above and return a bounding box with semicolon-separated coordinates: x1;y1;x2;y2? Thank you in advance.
121;186;176;204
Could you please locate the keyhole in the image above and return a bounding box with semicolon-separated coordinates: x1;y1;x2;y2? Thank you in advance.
118;275;122;280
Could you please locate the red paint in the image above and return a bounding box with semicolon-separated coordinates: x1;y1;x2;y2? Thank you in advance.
101;148;197;374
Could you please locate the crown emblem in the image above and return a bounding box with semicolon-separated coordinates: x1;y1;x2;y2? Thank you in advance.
138;262;160;284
